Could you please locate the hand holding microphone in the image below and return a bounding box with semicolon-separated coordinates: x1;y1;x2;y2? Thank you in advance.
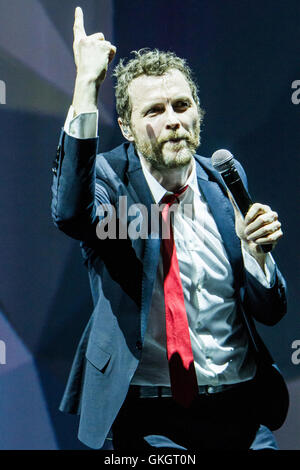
211;149;283;258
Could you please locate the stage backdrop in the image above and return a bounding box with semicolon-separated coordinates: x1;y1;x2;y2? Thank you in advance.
0;0;299;449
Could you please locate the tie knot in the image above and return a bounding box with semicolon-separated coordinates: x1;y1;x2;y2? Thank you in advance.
160;185;188;206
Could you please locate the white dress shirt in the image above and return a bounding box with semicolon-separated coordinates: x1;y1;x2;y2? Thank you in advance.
64;106;276;386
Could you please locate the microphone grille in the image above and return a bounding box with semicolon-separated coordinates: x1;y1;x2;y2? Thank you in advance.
211;149;234;172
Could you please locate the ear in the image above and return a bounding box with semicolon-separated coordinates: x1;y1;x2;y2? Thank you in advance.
118;117;134;142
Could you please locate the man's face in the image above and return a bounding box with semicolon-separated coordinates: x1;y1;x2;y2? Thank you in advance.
126;69;201;170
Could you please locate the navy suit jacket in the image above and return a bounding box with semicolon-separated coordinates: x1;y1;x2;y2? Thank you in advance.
51;130;288;449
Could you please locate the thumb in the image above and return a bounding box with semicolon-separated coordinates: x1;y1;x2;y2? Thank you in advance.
228;191;243;221
228;191;238;212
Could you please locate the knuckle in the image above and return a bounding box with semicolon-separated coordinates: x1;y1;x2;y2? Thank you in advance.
257;213;267;224
272;229;283;240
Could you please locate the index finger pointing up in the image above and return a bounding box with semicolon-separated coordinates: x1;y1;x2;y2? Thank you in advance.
74;6;86;41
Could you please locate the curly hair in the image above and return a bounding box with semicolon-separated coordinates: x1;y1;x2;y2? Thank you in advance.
113;48;203;127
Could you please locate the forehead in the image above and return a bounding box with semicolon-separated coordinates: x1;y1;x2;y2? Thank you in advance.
128;69;193;110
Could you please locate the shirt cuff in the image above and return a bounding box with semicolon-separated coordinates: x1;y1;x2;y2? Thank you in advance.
242;242;276;288
64;105;99;139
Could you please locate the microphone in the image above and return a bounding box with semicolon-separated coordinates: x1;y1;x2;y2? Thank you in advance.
211;149;272;253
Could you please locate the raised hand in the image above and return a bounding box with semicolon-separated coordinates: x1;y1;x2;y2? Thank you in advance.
73;7;116;82
72;7;116;114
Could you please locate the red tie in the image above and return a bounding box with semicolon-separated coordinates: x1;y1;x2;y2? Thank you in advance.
160;186;199;408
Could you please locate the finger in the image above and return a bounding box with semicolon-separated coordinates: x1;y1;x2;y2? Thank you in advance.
74;6;86;41
89;32;105;41
96;40;116;62
244;211;279;236
245;203;271;225
108;45;117;63
251;228;283;245
246;220;281;241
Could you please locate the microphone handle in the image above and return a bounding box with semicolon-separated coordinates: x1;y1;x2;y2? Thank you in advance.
221;168;273;253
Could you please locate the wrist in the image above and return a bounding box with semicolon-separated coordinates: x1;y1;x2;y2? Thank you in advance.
75;71;100;84
241;240;267;272
72;74;99;116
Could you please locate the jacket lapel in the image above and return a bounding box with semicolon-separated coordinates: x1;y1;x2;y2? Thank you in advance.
125;144;154;209
125;144;162;340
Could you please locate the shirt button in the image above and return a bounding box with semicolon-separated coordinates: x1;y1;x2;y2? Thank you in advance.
197;283;201;291
136;341;142;351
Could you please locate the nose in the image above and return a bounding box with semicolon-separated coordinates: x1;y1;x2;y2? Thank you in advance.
165;107;180;131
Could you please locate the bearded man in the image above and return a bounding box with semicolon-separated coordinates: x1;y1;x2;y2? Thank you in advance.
51;7;288;451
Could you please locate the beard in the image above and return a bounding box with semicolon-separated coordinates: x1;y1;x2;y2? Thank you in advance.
132;119;201;170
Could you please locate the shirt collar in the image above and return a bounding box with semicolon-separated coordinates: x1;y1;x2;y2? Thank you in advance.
138;151;200;204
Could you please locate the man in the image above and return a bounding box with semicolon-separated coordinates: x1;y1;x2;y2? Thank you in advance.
51;7;288;450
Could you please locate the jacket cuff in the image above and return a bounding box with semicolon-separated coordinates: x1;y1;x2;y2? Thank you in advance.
64;105;99;139
242;243;276;288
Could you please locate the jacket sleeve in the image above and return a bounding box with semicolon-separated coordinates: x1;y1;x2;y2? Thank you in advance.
51;130;113;242
242;266;287;326
234;159;288;326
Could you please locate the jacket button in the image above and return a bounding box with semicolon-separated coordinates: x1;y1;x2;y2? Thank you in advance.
136;341;142;351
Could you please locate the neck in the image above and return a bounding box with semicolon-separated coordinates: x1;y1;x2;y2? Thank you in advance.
139;155;194;192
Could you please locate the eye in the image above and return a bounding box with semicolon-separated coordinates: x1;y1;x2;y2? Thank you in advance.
173;101;190;111
146;106;164;116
